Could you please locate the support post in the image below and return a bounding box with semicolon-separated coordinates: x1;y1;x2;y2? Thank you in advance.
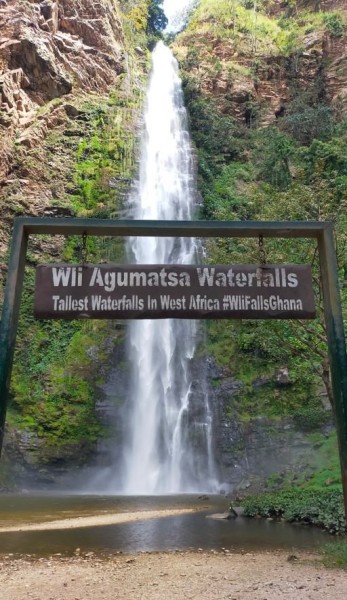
318;223;347;516
0;221;28;451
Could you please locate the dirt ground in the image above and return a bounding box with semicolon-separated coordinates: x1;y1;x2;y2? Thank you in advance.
0;549;347;600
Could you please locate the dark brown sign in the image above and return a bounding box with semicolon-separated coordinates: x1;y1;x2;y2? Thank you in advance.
34;263;316;320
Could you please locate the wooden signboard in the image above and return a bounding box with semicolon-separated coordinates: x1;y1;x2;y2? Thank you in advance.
34;263;316;320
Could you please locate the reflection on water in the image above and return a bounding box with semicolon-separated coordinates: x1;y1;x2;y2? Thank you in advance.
0;494;332;556
0;494;215;526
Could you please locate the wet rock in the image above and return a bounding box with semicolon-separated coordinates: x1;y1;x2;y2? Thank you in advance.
276;367;291;387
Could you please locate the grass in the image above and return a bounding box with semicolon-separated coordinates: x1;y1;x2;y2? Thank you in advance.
322;539;347;569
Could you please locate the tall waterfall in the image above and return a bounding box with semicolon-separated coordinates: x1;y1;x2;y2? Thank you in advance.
122;42;216;494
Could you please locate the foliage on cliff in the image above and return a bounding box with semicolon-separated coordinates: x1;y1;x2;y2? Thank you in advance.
0;0;152;473
175;0;347;425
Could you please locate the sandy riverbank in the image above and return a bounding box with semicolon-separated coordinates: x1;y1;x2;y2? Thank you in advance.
0;508;196;532
0;549;346;599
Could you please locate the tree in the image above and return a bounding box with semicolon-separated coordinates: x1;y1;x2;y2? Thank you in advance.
147;0;168;34
254;128;294;190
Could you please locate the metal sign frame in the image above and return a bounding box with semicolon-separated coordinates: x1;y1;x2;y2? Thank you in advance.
0;217;346;515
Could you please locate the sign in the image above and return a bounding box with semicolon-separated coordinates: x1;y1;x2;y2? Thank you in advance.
34;263;316;320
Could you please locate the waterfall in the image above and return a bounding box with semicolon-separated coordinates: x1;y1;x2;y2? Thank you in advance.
163;0;196;33
122;42;217;494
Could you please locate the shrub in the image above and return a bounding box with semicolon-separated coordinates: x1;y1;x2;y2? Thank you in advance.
293;405;329;432
323;13;344;38
241;488;346;534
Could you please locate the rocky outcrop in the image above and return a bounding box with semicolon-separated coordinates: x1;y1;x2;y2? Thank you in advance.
325;34;347;111
0;0;130;297
0;0;124;178
209;361;334;495
3;424;97;487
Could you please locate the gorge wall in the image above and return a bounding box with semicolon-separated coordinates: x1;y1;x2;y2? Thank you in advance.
172;0;346;494
0;0;149;487
0;0;129;274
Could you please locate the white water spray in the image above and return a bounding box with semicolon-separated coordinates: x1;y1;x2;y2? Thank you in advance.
122;42;216;494
163;0;197;33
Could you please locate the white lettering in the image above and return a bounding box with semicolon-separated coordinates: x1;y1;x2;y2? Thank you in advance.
52;267;71;287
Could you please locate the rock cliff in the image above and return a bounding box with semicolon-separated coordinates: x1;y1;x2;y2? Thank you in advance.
0;0;147;487
0;0;128;289
174;0;347;128
1;0;124;166
172;0;346;494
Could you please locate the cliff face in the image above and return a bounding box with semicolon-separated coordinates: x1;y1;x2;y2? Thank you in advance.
172;0;346;494
0;0;127;286
0;0;148;487
174;1;347;128
0;0;124;165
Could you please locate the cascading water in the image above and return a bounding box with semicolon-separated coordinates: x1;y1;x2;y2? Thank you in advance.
163;0;196;33
122;41;217;494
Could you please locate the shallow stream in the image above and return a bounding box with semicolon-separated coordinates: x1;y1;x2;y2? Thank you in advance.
0;494;332;557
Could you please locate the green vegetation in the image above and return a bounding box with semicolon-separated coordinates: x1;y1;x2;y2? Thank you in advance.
178;0;347;423
241;488;346;534
239;432;345;534
66;98;138;220
121;0;167;45
9;89;140;450
4;2;151;472
185;0;347;56
322;539;347;569
262;432;341;491
176;0;347;538
323;12;344;38
10;269;114;449
147;0;168;34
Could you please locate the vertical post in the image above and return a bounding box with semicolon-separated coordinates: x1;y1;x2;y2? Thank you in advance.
0;220;28;455
318;223;347;516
